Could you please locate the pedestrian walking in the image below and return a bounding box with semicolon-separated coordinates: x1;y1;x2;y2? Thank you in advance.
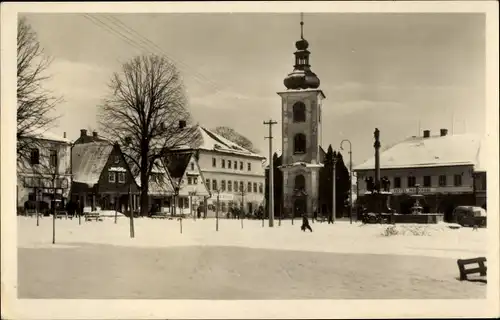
300;214;313;232
328;211;333;224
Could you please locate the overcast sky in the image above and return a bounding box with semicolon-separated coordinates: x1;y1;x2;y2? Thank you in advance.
22;12;485;165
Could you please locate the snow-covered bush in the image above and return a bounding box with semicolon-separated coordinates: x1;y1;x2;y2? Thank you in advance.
381;224;431;236
382;225;399;236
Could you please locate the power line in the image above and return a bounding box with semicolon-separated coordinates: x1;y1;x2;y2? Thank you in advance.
102;15;223;90
86;13;228;95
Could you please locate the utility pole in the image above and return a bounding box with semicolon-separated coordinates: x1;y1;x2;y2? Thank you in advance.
52;154;58;244
264;119;278;228
216;189;220;232
129;184;134;238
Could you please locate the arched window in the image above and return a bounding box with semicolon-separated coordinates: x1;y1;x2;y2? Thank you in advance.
293;102;306;122
294;133;306;154
294;174;306;191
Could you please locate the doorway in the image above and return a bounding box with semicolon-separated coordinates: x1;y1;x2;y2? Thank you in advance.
293;197;307;217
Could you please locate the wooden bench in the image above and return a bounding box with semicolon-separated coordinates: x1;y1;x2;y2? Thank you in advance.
457;257;487;281
85;213;102;222
150;213;168;219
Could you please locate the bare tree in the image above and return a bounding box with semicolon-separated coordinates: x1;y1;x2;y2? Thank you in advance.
213;126;259;153
99;55;198;217
17;17;61;170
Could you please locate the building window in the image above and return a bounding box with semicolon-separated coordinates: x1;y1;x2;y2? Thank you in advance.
239;181;244;192
394;177;401;188
295;174;306;190
228;160;232;169
247;162;251;171
247;182;252;193
193;177;198;184
118;172;125;183
109;172;116;183
259;183;263;193
240;161;243;170
222;159;225;168
234;160;238;169
294;133;306;154
187;177;192;185
183;197;189;209
228;180;232;191
293;101;306;122
407;176;416;187
212;158;216;167
234;181;238;192
439;175;447;187
221;180;226;191
114;155;120;164
253;182;257;193
190;163;195;171
423;176;431;187
454;174;462;186
49;149;58;167
30;148;40;165
206;179;211;190
212;179;218;191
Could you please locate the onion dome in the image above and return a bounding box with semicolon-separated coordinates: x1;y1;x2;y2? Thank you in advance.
283;18;320;90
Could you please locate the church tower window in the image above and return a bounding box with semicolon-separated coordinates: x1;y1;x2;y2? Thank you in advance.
293;101;306;122
294;133;306;154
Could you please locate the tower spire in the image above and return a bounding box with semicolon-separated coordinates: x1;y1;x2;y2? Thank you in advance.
283;12;320;90
300;12;304;39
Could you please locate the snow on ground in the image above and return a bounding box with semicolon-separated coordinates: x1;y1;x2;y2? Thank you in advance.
17;216;487;260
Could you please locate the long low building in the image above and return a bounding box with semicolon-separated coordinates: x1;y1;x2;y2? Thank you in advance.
353;129;487;221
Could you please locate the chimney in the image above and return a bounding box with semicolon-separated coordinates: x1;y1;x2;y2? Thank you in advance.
423;130;430;138
63;132;67;138
80;129;87;137
179;120;186;129
440;128;448;137
93;131;98;138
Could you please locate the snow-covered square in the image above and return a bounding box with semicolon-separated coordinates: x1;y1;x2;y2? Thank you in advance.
18;216;487;299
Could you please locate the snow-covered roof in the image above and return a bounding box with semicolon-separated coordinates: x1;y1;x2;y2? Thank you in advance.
354;133;486;171
279;162;324;169
134;159;175;195
72;142;114;187
24;128;71;144
173;125;265;159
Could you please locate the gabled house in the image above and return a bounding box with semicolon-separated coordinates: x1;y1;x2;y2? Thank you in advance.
164;151;210;217
71;141;139;212
134;158;176;214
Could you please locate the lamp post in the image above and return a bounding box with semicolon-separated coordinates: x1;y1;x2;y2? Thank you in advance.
332;154;338;224
340;139;353;224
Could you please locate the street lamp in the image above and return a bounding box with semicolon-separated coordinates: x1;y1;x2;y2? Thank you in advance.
332;153;338;224
340;139;353;224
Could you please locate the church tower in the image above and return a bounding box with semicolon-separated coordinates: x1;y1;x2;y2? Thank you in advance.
278;15;326;218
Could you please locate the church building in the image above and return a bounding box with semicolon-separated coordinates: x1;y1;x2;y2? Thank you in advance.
277;18;326;217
